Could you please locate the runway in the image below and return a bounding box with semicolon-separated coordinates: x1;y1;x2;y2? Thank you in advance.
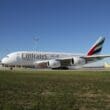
0;64;110;71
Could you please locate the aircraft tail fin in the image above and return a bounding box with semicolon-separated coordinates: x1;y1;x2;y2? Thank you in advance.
87;37;105;56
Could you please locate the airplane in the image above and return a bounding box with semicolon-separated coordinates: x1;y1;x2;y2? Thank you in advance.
1;37;110;69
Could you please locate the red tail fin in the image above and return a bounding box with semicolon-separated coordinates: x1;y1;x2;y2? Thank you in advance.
87;37;105;56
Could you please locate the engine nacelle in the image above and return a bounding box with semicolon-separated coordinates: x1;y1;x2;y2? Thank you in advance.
48;60;61;68
71;57;86;66
35;60;61;69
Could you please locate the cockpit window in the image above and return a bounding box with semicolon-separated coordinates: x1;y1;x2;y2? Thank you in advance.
6;55;9;58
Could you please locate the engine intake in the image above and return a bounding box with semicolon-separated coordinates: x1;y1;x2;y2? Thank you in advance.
48;60;61;68
71;57;86;66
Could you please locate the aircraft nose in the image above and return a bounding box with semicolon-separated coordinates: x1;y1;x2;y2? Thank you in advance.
1;57;9;64
1;55;17;65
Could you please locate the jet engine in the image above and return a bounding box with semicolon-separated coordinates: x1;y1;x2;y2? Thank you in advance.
35;60;61;69
71;57;86;66
48;60;61;68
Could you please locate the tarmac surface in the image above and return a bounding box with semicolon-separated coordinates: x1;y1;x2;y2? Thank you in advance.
0;64;110;71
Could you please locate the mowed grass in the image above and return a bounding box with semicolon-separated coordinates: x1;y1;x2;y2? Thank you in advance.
0;70;110;110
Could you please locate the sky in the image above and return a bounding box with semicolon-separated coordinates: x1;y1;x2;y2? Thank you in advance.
0;0;110;64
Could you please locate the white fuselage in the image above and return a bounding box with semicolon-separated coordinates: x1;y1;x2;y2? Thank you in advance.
1;51;83;68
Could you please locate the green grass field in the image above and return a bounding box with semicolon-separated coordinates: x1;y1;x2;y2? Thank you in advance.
0;70;110;110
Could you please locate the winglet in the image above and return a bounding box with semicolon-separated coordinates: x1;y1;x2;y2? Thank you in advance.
87;37;105;56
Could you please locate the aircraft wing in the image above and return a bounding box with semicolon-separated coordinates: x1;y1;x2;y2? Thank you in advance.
56;55;110;65
34;57;74;68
